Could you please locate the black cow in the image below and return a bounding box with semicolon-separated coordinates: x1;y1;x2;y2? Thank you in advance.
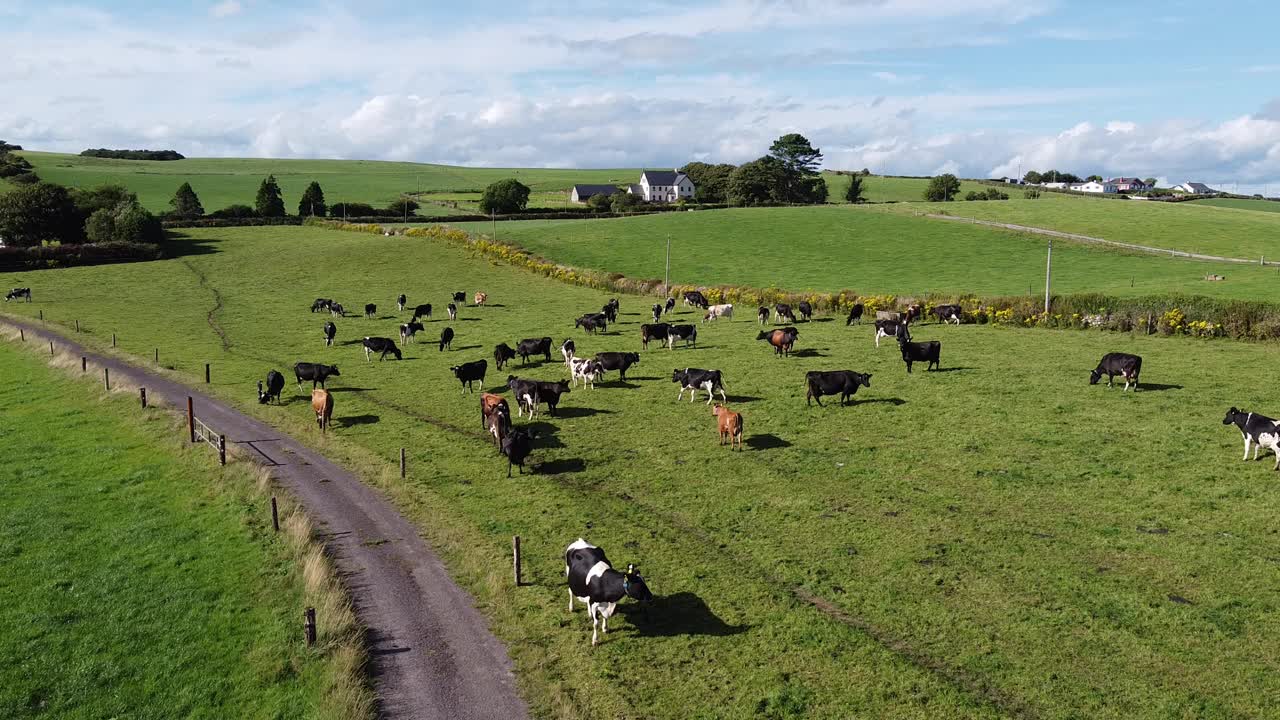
399;320;424;343
493;342;516;370
576;314;607;334
257;370;285;404
652;304;663;322
757;327;799;357
516;336;553;365
774;303;797;323
667;324;697;349
797;301;813;322
452;291;467;305
396;293;407;312
329;302;345;317
450;359;487;394
898;334;940;373
664;297;676;315
447;302;458;321
846;303;865;325
1090;352;1142;391
507;376;541;418
532;380;571;416
672;368;727;404
595;351;640;380
932;304;962;325
874;319;910;348
362;336;402;361
323;321;337;347
757;306;769;325
412;303;433;321
439;326;455;352
1223;407;1280;469
364;303;377;318
565;538;653;645
501;428;536;477
310;298;332;313
805;370;871;407
641;323;670;350
294;362;340;389
601;303;618;323
5;287;32;302
683;290;709;309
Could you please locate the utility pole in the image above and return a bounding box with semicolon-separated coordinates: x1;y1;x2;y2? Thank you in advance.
491;210;496;242
663;234;672;297
1044;238;1053;315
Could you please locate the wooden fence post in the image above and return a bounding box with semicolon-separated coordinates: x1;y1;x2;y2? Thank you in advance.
75;319;79;333
513;535;522;586
400;448;406;478
304;607;317;646
81;356;87;372
103;367;110;391
271;497;280;532
187;397;195;443
112;333;116;348
39;309;43;322
49;341;54;355
218;435;227;466
205;363;211;384
140;388;147;408
19;328;23;341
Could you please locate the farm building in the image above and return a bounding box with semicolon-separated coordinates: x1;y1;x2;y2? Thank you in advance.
570;184;622;202
1107;177;1150;192
630;170;695;203
1071;180;1118;194
1174;181;1217;194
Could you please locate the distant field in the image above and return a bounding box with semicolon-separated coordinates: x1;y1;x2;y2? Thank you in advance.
0;340;353;719
443;205;1280;300
822;172;1014;203
1195;197;1280;213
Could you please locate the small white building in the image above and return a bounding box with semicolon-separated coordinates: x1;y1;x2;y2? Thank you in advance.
632;170;695;203
1174;182;1217;195
1041;182;1070;189
1071;180;1118;194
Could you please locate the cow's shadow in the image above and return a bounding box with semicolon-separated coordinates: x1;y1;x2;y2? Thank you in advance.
453;344;482;351
555;406;614;418
811;317;834;323
326;386;376;393
1137;383;1182;392
746;433;790;450
930;366;973;373
726;394;763;404
338;339;364;346
336;414;379;427
790;348;826;358
620;592;748;637
849;397;906;407
536;457;587;474
525;422;565;448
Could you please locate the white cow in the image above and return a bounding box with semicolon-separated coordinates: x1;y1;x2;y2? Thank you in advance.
703;303;734;323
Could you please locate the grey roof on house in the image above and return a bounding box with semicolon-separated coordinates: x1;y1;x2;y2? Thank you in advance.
572;184;621;197
1108;177;1146;184
1184;182;1214;192
641;170;682;185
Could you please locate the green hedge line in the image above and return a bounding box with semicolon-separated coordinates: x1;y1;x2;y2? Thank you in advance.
0;241;163;270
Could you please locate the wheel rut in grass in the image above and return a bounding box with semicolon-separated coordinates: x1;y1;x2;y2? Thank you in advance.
180;259;231;351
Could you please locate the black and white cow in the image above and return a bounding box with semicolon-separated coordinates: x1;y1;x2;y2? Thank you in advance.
805;370;871;407
450;359;487;394
845;303;865;326
757;306;770;325
438;327;455;352
664;297;676;315
601;302;618;324
412;303;433;321
399;320;424;343
452;291;467;305
672;368;727;404
774;304;797;323
652;303;663;322
560;338;576;367
493;342;516;370
516;336;553;365
565;538;653;645
501;428;536;477
874;319;910;348
683;290;709;310
1090;352;1142;391
323;321;337;347
932;304;962;325
575;314;607;334
447;302;458;321
5;287;32;302
294;362;340;389
507;376;541;418
641;323;670;350
396;293;407;312
1222;407;1280;469
667;324;697;349
570;357;606;389
310;298;332;313
329;302;345;317
898;333;940;373
797;301;813;322
257;370;285;404
364;303;377;318
362;336;402;361
595;351;640;380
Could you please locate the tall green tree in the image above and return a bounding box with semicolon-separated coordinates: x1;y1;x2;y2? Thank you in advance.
71;184;137;218
0;182;85;246
1143;177;1157;187
923;174;961;202
844;174;866;203
679;162;735;203
1022;170;1043;184
255;175;286;217
479;178;531;214
1086;174;1103;182
768;133;823;175
727;156;788;206
298;181;326;217
385;197;419;217
169;182;204;219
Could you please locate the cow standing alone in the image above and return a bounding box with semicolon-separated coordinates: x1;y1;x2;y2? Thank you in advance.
565;539;653;645
312;389;334;433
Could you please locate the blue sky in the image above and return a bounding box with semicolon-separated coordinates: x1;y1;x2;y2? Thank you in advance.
2;0;1278;188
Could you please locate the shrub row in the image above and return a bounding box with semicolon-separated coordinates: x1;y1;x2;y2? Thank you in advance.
0;241;162;270
310;220;1280;342
162;217;304;228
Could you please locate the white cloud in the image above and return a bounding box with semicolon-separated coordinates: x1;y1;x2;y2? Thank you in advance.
210;1;242;18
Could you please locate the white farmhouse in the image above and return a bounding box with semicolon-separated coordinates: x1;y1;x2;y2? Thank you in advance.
631;170;695;203
1071;180;1117;194
1174;182;1217;194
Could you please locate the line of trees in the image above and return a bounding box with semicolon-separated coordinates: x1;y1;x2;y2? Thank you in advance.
0;141;37;184
0;181;164;247
693;133;829;206
168;177;415;220
80;148;185;161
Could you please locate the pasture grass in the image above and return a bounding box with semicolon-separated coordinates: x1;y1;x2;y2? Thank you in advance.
443;205;1280;301
1195;197;1280;214
822;172;1006;203
0;335;371;720
4;225;1280;718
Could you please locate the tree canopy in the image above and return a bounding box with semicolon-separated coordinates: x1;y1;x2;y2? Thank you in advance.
479;178;531;214
727;156;788;205
169;182;204;219
385;197;419;217
255;175;286;217
769;133;823;176
298;181;326;217
923;174;961;202
0;182;86;247
679;162;735;203
844;174;866;203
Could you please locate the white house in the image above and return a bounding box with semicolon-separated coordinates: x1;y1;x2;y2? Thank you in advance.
1107;177;1150;192
1174;182;1217;194
1041;182;1070;189
632;170;695;203
1071;180;1117;194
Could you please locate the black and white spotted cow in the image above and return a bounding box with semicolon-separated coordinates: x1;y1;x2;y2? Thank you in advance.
447;302;458;321
797;301;813;322
757;306;770;324
362;336;402;361
399;320;424;343
664;297;675;315
874;319;910;348
565;538;653;645
396;293;407;312
560;339;576;367
774;304;797;323
672;368;727;404
932;304;962;325
329;302;345;317
1089;352;1142;391
667;324;697;349
652;304;663;322
452;291;467;305
683;290;709;310
507;376;540;418
845;303;864;326
1222;407;1280;469
310;298;332;313
323;321;337;347
601;302;618;324
575;314;607;334
257;370;285;404
569;357;605;389
5;287;32;302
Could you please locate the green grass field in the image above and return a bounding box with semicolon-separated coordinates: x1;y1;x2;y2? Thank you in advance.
1196;197;1280;213
4;225;1280;718
443;205;1280;301
822;172;1007;203
0;338;361;719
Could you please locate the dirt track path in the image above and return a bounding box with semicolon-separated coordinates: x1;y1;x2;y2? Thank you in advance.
4;318;529;720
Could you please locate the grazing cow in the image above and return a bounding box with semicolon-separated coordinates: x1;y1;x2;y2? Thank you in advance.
484;397;511;450
474;291;487;306
774;304;797;324
396;293;407;312
362;336;402;361
516;336;553;365
480;392;506;429
501;429;536;477
312;389;333;433
447;302;458;321
1090;352;1142;391
703;304;733;323
1223;407;1280;469
412;303;433;321
641;322;670;350
898;333;940;373
575;314;607;334
364;303;377;318
805;370;871;407
570;357;605;389
5;287;32;302
904;304;924;325
507;376;541;418
664;297;675;315
845;304;865;325
530;380;571;417
797;301;813;322
933;304;962;325
310;298;331;313
711;404;744;450
452;291;467;304
450;359;487;394
757;306;770;325
595;351;640;380
323;321;337;347
257;370;285;404
560;338;576;367
438;326;455;352
672;368;727;404
652;304;663;322
757;327;799;357
601;303;618;324
493;342;516;370
874;319;910;348
565;539;653;645
667;324;697;349
294;362;340;389
399;320;424;343
683;290;709;309
329;302;345;317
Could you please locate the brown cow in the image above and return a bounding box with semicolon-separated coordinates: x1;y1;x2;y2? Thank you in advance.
474;291;488;306
480;392;510;448
756;327;799;357
712;404;743;450
312;389;334;433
